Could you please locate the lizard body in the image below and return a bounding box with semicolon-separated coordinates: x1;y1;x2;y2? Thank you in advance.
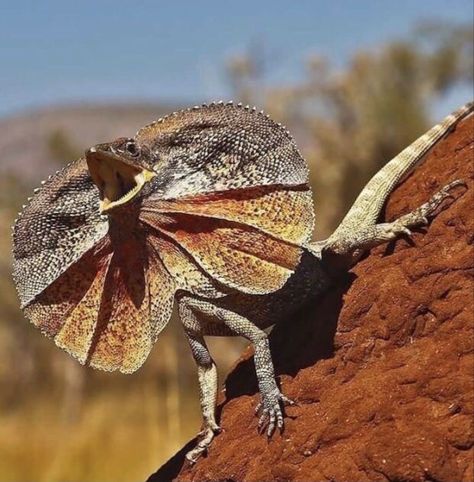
12;100;473;462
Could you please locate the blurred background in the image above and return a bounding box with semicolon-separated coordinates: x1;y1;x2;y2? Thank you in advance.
0;1;472;480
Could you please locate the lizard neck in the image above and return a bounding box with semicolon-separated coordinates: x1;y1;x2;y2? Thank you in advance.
107;205;143;244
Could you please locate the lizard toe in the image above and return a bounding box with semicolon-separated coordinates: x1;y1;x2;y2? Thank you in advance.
281;394;296;406
258;408;270;433
267;409;277;437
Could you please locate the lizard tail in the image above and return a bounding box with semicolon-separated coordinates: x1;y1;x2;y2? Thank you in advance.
327;101;473;240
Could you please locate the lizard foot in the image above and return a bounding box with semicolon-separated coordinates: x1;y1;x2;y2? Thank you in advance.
370;179;467;244
398;179;467;230
185;421;222;464
255;388;295;437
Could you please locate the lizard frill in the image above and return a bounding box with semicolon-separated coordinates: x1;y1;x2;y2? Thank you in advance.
140;184;313;295
12;158;175;374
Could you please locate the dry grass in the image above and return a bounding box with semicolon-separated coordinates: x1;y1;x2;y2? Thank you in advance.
0;387;201;482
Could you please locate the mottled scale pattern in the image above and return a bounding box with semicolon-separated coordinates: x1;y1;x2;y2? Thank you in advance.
143;212;303;294
24;239;112;338
146;242;177;340
12;102;315;373
146;184;314;245
85;240;153;373
13;158;108;307
137;103;311;198
146;234;226;299
54;249;113;364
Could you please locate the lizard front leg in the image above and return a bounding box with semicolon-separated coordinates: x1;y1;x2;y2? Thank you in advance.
179;298;221;463
180;296;294;441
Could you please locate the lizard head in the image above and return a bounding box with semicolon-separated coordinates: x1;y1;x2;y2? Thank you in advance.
86;137;156;214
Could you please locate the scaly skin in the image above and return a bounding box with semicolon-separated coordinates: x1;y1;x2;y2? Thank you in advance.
11;100;473;462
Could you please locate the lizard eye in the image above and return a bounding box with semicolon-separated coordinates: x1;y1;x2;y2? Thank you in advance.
125;140;140;157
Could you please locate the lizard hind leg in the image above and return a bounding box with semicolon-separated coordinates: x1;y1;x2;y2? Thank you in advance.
322;179;466;262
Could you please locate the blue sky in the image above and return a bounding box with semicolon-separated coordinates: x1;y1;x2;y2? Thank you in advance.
1;0;472;117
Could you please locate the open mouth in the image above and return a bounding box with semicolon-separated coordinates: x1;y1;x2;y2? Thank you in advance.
86;148;155;213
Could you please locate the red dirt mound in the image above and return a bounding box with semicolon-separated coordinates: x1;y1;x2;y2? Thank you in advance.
149;115;474;482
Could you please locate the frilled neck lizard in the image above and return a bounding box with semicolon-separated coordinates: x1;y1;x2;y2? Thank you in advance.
12;101;473;462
